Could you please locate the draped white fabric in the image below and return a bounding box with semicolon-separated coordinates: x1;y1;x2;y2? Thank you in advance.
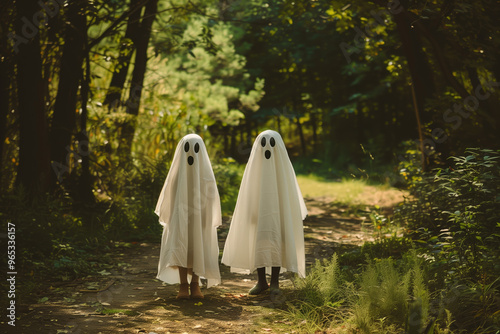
222;130;307;278
155;134;221;287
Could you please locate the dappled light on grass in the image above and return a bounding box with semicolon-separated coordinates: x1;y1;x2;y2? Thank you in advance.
297;175;406;208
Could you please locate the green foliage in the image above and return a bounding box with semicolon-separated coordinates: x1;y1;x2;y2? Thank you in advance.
395;148;500;332
294;254;345;307
286;250;431;333
2;0;500;331
437;279;500;333
396;148;500;282
287;254;349;331
0;188;113;303
212;158;243;214
352;254;430;333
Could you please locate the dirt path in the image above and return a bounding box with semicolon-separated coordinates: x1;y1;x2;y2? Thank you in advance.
12;197;397;334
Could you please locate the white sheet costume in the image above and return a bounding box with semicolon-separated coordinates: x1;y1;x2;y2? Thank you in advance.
222;130;307;278
155;134;221;288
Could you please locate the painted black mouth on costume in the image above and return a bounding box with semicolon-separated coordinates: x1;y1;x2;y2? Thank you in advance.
265;150;271;159
188;156;194;165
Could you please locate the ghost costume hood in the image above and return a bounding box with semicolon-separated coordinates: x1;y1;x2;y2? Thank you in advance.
155;134;221;287
222;130;307;278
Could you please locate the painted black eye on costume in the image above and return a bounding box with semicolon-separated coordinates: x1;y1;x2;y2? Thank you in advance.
261;137;266;147
194;142;200;153
270;137;275;147
184;142;190;152
188;156;194;165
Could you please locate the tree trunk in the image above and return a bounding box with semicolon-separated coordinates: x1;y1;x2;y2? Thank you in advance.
103;0;143;110
413;19;471;100
229;126;237;159
310;110;318;155
120;0;159;157
0;1;13;182
15;0;51;194
295;116;306;156
78;13;95;208
49;0;86;186
0;58;8;182
392;9;436;171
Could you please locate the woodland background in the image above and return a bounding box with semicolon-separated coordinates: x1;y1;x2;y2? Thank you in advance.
1;0;500;332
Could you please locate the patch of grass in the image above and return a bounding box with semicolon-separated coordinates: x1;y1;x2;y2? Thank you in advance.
297;176;366;203
296;175;405;208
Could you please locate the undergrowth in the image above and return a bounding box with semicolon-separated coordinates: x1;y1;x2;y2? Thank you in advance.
277;148;500;333
285;251;433;334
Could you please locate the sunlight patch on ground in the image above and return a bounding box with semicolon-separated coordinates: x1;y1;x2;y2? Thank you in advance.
296;175;406;207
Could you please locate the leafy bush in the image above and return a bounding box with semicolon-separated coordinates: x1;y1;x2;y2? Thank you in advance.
396;148;500;282
395;148;500;332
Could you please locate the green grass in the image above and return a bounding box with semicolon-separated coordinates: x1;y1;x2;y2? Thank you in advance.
296;175;404;207
297;175;366;202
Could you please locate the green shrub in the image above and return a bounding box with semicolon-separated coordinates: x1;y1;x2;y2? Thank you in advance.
286;250;431;333
212;157;243;215
396;148;500;282
294;253;345;307
287;254;349;331
352;251;430;333
395;148;500;333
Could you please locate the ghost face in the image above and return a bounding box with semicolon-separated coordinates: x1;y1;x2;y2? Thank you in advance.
173;134;217;217
183;138;201;166
259;133;277;160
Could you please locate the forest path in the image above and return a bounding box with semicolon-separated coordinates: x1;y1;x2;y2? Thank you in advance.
14;196;400;334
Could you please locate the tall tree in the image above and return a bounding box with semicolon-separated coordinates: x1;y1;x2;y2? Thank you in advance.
391;8;436;170
103;0;143;110
0;1;14;183
49;0;87;186
120;0;159;157
15;0;51;194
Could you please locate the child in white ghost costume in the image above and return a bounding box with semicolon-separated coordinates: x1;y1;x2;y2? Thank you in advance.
222;130;307;295
155;134;221;299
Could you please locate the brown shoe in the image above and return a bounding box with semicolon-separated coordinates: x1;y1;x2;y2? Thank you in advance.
190;282;204;299
176;283;190;299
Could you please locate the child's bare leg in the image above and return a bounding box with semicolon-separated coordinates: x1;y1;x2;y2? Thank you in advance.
179;267;188;284
249;267;269;295
176;267;190;299
190;272;204;299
